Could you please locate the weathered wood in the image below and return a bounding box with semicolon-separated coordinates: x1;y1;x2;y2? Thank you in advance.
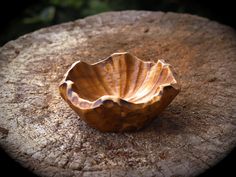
0;11;236;177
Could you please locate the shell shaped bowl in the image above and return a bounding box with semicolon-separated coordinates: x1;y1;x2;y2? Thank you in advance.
59;52;180;132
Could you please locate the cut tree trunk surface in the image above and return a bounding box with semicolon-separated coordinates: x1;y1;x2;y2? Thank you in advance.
0;11;236;177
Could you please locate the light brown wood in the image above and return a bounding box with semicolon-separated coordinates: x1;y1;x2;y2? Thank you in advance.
0;11;236;177
59;52;180;132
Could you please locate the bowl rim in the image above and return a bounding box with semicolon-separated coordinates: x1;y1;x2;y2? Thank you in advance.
59;52;180;110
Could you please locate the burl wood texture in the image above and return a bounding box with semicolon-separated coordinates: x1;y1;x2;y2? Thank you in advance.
59;52;180;132
0;11;236;177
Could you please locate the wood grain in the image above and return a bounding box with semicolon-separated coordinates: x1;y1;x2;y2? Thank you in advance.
59;52;180;132
0;11;236;177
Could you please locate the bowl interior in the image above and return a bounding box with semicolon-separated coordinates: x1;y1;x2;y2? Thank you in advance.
66;54;174;104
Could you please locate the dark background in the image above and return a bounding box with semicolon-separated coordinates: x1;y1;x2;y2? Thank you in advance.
0;0;236;46
0;0;235;176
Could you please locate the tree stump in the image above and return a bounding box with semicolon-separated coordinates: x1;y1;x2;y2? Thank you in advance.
0;11;236;177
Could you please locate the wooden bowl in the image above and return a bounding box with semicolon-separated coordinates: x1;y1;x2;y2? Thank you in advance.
59;52;180;132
